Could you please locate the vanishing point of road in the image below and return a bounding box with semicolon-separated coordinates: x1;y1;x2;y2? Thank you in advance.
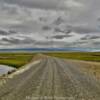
0;56;100;100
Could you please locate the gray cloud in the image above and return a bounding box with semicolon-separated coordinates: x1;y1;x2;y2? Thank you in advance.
0;0;100;49
0;29;17;35
0;30;9;35
42;26;51;31
81;35;100;40
71;26;100;34
93;42;100;45
51;34;72;39
1;0;62;10
1;37;35;44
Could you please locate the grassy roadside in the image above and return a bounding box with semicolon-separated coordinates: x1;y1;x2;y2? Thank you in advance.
0;53;35;68
44;52;100;80
44;52;100;62
0;52;100;68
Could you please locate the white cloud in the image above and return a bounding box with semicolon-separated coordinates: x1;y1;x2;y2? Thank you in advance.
65;0;83;8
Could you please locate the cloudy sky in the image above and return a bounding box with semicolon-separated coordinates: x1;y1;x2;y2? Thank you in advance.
0;0;100;49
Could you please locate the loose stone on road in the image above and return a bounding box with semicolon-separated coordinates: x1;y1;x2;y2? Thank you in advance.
0;56;100;100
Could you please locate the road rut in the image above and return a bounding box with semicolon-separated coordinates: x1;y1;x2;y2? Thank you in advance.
0;56;100;100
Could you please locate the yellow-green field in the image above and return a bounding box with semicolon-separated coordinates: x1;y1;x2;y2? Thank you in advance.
0;52;100;68
44;52;100;79
44;52;100;62
0;53;35;68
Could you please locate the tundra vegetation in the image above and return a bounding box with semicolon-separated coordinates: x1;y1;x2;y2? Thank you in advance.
0;52;100;79
0;52;100;68
0;53;34;68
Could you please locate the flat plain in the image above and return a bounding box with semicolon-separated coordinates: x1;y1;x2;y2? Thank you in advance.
0;52;100;100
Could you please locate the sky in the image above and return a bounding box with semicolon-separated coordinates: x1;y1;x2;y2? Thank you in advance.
0;0;100;49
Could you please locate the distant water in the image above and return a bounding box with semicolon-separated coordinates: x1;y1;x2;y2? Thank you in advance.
0;65;16;76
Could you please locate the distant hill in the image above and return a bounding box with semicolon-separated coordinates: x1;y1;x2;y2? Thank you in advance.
0;48;99;52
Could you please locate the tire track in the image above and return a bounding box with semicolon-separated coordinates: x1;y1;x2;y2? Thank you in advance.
55;58;100;100
0;58;47;100
0;56;100;100
34;57;55;100
54;58;78;99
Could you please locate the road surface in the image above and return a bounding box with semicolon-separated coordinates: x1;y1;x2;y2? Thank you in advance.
0;56;100;100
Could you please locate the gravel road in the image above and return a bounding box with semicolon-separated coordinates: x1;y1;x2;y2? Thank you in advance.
0;56;100;100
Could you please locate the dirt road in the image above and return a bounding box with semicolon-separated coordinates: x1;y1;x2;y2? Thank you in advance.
0;56;100;100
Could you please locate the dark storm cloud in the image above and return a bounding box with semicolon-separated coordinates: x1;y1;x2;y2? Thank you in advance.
51;34;72;39
0;30;9;35
1;37;35;44
0;29;17;35
53;17;65;25
42;26;51;31
89;36;100;39
54;27;72;34
2;38;19;44
81;35;100;40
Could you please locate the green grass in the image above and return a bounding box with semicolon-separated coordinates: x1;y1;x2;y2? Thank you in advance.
0;53;35;68
0;52;100;68
44;52;100;62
